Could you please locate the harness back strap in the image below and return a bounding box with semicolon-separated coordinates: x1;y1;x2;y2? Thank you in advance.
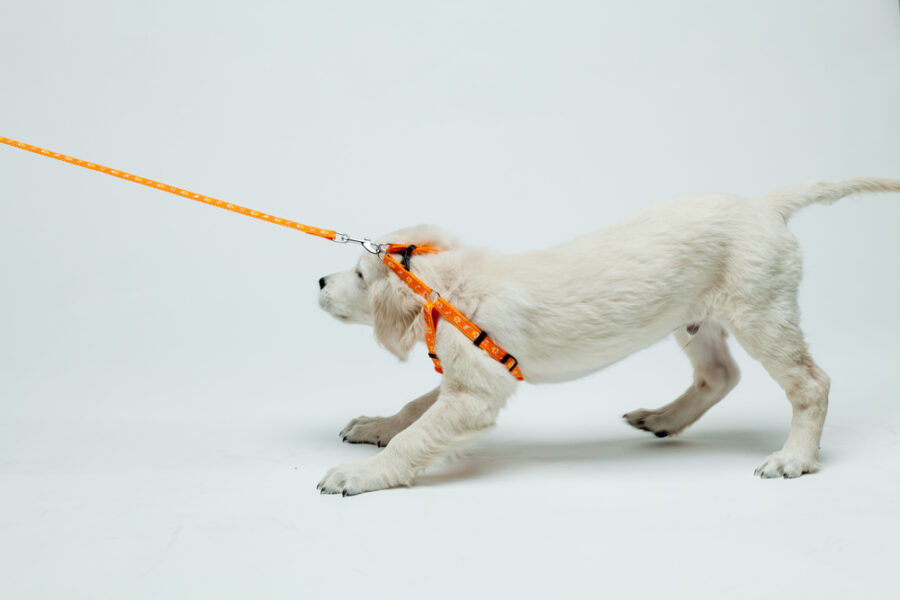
382;248;524;381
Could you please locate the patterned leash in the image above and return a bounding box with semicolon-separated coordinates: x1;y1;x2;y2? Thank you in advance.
0;135;523;380
0;135;337;240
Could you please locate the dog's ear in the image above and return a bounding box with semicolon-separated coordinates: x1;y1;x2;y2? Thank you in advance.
369;275;424;360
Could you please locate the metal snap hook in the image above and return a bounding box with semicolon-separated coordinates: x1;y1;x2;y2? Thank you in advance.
361;239;383;254
333;232;385;254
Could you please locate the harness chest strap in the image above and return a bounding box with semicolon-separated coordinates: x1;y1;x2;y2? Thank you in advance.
382;249;524;381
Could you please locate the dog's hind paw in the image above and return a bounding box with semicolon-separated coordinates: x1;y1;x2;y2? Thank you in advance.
340;415;405;447
754;450;818;479
622;409;674;438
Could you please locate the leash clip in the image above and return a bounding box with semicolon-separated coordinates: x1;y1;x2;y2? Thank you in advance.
333;232;384;254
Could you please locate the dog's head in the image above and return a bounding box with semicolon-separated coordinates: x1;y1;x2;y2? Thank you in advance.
318;225;459;360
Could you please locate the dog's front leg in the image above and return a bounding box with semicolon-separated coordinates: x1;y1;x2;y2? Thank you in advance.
318;354;517;496
339;386;440;447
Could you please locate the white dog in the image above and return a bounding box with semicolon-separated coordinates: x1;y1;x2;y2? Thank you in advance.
316;177;900;496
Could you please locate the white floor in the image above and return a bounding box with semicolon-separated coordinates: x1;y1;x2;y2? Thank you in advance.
2;339;898;599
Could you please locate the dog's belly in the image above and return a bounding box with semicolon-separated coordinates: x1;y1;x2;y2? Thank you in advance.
472;281;712;383
502;306;706;383
518;318;685;383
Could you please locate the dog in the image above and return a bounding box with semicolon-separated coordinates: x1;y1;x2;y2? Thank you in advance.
316;177;900;495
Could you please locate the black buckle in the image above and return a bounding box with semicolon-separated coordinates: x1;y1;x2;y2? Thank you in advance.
400;244;417;271
500;353;518;372
473;331;488;347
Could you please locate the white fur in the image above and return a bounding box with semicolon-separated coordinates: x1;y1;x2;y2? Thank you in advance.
316;177;900;495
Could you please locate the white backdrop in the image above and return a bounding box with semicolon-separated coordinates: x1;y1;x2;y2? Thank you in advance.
1;1;899;598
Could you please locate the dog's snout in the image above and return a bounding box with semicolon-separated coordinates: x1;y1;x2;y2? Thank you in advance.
318;277;327;289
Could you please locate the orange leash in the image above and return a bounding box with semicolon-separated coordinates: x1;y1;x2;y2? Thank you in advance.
0;136;337;240
0;135;523;380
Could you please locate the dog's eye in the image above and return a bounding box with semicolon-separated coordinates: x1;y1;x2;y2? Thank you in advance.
356;270;364;281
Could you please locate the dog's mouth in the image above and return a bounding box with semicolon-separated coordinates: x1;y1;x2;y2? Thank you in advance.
319;297;351;323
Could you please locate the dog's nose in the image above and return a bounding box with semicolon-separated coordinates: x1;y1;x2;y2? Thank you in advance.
318;277;327;289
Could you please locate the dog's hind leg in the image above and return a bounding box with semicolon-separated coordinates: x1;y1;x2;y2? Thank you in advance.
624;318;740;437
340;386;439;447
726;301;830;478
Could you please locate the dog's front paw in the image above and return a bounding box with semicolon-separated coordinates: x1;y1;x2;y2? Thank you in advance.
339;415;405;447
754;450;818;479
317;458;410;496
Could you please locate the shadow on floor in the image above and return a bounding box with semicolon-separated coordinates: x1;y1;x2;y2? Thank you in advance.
415;427;785;486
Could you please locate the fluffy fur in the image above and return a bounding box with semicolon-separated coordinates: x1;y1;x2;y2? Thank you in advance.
316;177;900;496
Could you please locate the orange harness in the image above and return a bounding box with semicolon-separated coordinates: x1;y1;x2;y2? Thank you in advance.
381;244;523;380
0;135;524;381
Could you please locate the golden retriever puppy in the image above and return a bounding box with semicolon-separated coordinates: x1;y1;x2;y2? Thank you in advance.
316;177;900;495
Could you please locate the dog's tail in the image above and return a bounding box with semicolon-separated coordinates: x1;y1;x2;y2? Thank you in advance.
765;177;900;220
